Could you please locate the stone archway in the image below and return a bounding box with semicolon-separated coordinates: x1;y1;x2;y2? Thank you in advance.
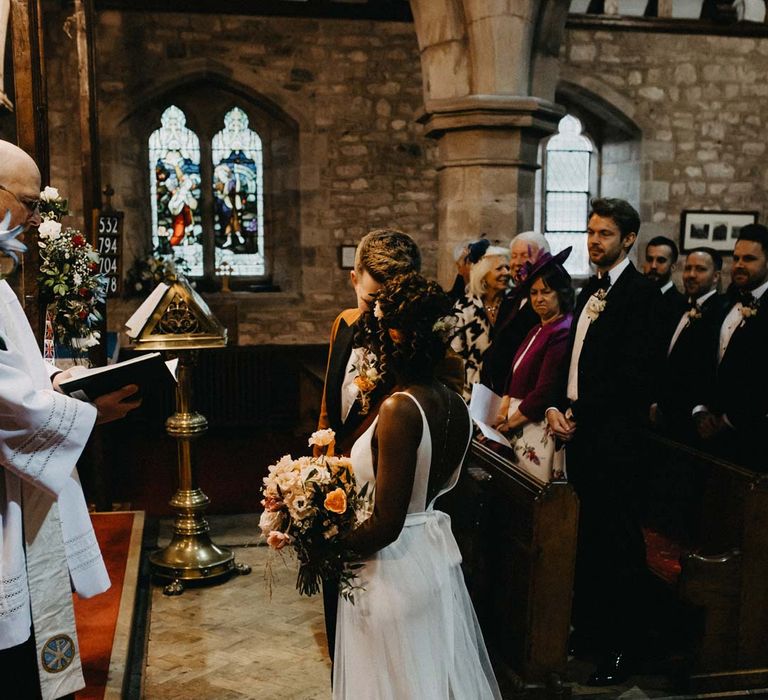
409;0;571;284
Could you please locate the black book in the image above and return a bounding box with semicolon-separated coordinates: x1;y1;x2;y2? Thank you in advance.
59;352;177;401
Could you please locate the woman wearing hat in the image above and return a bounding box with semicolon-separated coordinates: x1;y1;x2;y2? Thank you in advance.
493;247;574;481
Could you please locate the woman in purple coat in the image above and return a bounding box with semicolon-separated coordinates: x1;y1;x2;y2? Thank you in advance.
494;248;573;481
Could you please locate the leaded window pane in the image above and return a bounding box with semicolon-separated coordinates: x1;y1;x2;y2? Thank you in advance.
546;150;590;192
212;107;265;277
149;106;203;277
546;192;589;232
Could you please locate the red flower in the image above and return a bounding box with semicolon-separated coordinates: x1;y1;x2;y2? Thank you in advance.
77;310;87;320
72;234;85;247
78;287;89;298
88;262;98;272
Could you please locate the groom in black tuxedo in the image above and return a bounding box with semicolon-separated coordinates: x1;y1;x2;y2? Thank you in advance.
547;198;664;685
656;247;729;444
695;224;768;471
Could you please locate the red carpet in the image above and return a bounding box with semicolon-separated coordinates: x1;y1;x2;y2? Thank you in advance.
74;512;140;700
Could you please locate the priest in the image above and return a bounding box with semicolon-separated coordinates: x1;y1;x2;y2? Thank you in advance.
0;141;140;699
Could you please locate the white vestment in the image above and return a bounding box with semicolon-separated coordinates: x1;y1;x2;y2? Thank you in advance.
0;280;109;699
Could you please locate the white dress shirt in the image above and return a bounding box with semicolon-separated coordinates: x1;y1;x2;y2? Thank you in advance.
668;288;717;356
718;277;768;363
566;257;631;402
660;280;675;295
341;347;363;423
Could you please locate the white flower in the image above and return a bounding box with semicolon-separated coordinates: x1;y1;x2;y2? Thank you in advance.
274;470;302;494
373;301;384;319
73;272;82;287
285;491;315;521
323;524;339;540
584;290;607;322
301;465;331;485
258;509;283;535
38;220;62;240
40;186;60;202
308;429;335;448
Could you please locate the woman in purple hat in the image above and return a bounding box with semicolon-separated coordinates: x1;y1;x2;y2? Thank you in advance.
493;247;574;481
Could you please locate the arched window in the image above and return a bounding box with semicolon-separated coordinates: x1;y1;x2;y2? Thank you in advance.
212;107;265;277
543;114;594;276
146;86;300;292
149;106;203;276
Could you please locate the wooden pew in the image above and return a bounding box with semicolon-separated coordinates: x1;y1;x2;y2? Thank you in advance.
439;440;579;694
643;432;768;692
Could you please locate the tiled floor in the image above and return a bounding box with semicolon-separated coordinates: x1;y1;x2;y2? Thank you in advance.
144;540;331;700
137;516;758;700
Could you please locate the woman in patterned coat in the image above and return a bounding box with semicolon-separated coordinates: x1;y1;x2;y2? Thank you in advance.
450;246;511;400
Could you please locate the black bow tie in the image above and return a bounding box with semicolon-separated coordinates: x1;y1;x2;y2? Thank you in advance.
586;274;610;294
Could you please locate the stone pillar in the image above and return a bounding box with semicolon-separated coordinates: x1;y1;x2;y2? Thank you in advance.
419;95;564;286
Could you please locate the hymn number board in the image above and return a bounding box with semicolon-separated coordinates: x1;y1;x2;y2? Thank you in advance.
95;211;123;297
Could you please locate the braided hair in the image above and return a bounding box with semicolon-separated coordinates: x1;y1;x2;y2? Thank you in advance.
357;272;453;385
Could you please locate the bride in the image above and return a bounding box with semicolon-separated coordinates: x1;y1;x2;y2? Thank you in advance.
334;272;501;699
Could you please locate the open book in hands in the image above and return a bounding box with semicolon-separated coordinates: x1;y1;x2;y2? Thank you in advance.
58;352;178;402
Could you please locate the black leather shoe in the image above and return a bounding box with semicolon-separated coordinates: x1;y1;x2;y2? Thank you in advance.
586;651;632;686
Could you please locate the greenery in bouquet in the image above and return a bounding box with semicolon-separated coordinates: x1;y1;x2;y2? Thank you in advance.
36;187;106;352
124;250;190;298
260;429;373;602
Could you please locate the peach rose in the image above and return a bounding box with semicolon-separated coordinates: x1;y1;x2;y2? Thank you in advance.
266;530;291;550
324;487;347;515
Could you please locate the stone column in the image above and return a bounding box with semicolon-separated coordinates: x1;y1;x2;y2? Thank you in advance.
419;95;564;287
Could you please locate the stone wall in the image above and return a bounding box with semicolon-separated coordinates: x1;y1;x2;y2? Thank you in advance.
44;10;437;345
560;27;768;275
39;13;768;347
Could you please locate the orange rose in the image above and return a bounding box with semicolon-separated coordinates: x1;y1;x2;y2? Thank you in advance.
324;487;347;514
354;375;376;393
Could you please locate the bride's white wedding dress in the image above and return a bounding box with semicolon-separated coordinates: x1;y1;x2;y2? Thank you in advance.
333;391;501;699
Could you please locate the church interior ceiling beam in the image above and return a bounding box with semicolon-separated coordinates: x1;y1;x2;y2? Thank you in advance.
93;0;413;21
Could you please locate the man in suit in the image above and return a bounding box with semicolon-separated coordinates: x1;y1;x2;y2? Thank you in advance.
656;247;728;444
547;198;663;685
480;231;548;394
318;228;429;666
644;235;687;344
695;224;768;471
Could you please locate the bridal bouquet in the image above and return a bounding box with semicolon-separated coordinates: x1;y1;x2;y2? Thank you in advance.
260;429;372;601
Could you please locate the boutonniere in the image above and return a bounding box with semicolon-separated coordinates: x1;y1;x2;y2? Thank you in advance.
686;305;702;325
739;298;760;326
352;350;380;415
584;289;607;322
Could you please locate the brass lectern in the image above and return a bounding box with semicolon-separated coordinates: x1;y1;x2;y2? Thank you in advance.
126;277;251;595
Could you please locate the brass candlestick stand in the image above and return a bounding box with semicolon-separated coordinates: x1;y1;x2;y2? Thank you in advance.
126;277;250;595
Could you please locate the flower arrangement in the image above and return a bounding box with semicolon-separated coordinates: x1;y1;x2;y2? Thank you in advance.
37;187;106;354
260;429;373;601
124;251;190;298
584;289;607;322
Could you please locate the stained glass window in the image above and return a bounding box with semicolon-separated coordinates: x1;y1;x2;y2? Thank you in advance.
149;106;203;276
212;108;265;277
545;115;593;276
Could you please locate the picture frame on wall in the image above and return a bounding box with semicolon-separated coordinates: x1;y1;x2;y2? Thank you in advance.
338;244;357;270
680;210;759;253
